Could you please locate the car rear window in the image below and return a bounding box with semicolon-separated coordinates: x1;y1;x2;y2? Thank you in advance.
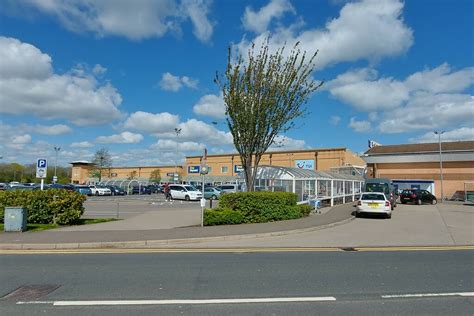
184;186;198;191
361;193;385;201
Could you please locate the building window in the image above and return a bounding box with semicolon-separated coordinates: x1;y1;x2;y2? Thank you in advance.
207;167;212;174
221;166;228;173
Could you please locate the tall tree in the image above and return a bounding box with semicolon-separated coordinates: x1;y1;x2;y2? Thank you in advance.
92;147;112;182
215;39;322;191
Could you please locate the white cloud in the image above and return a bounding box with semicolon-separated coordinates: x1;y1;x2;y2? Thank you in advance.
242;0;295;33
181;0;214;42
174;119;233;146
96;132;144;144
159;72;198;91
193;93;226;118
35;124;73;135
349;117;371;132
151;139;205;151
270;135;306;150
70;141;94;148
92;64;107;75
12;0;214;42
0;36;123;126
124;111;180;134
235;0;413;69
12;134;32;144
410;127;474;143
329;115;341;126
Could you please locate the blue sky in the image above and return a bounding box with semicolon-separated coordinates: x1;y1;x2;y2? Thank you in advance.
0;0;472;167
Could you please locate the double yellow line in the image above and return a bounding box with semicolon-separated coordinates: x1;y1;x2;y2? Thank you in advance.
1;245;473;255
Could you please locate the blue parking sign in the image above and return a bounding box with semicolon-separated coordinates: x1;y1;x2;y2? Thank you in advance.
37;159;47;168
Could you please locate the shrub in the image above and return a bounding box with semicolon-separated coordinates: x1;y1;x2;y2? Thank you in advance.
0;189;85;225
218;191;308;223
204;207;244;226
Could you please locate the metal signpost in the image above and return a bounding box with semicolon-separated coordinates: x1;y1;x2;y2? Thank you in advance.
36;158;47;190
200;149;208;227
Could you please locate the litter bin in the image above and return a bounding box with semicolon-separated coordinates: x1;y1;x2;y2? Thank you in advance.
4;207;27;232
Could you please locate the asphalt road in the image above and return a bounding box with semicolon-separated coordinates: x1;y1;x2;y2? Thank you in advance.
1;250;473;315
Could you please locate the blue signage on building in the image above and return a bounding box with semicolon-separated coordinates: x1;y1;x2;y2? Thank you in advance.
188;165;201;174
234;165;244;173
295;159;315;170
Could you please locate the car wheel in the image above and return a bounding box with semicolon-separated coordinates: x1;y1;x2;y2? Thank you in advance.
95;191;99;196
211;195;217;200
185;195;190;201
386;213;392;219
417;199;422;205
432;199;437;205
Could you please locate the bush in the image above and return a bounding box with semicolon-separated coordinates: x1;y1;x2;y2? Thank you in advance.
204;207;244;226
217;191;309;224
0;189;85;225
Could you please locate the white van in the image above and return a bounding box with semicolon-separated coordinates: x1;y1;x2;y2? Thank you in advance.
216;184;241;193
169;184;202;201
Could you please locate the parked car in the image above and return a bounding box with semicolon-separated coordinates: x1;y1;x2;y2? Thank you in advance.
400;189;437;205
365;178;397;210
216;184;241;193
356;192;392;218
146;184;162;193
203;187;222;200
169;184;202;201
106;185;127;196
131;186;152;195
49;183;75;191
74;185;92;196
88;185;112;196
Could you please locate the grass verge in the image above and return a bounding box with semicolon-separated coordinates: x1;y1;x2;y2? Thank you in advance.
0;218;118;233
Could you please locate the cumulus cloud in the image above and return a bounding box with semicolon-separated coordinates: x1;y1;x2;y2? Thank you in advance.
151;139;205;151
242;0;295;33
193;93;226;118
349;117;371;132
124;111;180;134
9;0;214;42
34;124;73;135
410;127;474;143
70;141;94;148
235;0;413;69
0;36;123;126
159;72;198;91
92;64;107;75
96;131;144;144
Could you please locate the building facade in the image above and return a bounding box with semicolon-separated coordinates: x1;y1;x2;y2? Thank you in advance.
71;147;365;185
362;141;474;200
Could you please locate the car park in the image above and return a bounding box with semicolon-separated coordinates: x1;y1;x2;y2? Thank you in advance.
74;185;92;196
365;178;397;210
146;184;162;193
203;187;222;200
131;186;152;195
216;184;241;193
400;189;437;205
169;184;202;201
356;192;392;218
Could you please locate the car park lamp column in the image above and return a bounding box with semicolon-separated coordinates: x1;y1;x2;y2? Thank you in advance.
54;146;61;183
434;131;444;202
174;127;182;183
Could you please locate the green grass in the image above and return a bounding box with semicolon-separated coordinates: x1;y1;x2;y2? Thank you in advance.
0;218;118;233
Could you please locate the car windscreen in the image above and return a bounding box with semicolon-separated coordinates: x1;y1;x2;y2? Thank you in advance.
365;183;390;194
184;186;198;191
361;193;385;201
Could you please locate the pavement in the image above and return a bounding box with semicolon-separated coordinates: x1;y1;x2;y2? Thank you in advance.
0;201;472;250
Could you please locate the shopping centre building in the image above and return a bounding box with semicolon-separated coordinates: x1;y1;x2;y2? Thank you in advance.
71;147;365;185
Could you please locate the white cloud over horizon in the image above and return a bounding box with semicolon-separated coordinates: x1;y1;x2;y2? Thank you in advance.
242;0;295;33
410;127;474;143
8;0;215;42
192;93;226;118
159;72;198;92
0;36;123;126
96;131;144;144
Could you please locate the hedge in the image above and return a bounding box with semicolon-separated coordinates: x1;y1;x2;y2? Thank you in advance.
203;207;244;226
203;191;311;225
0;189;85;225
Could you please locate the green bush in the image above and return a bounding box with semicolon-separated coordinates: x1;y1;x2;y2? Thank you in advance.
0;189;85;225
217;191;309;224
204;207;244;226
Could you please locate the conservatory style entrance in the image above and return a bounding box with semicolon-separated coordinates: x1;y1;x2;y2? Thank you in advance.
240;165;364;207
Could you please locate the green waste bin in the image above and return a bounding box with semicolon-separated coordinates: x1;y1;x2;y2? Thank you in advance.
4;207;27;232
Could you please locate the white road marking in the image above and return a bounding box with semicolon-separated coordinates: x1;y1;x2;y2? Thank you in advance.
382;292;474;299
17;297;336;306
16;301;53;304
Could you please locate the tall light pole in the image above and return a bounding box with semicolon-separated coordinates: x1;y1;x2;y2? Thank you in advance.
54;146;61;183
434;131;444;202
174;127;182;183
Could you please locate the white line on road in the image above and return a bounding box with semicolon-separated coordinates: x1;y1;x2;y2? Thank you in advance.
382;292;474;299
17;297;336;306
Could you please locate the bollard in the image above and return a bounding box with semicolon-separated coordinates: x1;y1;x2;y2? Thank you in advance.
209;199;213;209
117;202;120;219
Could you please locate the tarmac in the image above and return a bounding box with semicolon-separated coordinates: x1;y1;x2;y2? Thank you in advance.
0;201;472;250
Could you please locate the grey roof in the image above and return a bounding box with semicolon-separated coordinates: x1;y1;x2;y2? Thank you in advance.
239;165;364;181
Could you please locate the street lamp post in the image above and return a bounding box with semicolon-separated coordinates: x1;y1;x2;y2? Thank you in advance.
54;146;61;183
174;127;182;183
434;131;444;202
